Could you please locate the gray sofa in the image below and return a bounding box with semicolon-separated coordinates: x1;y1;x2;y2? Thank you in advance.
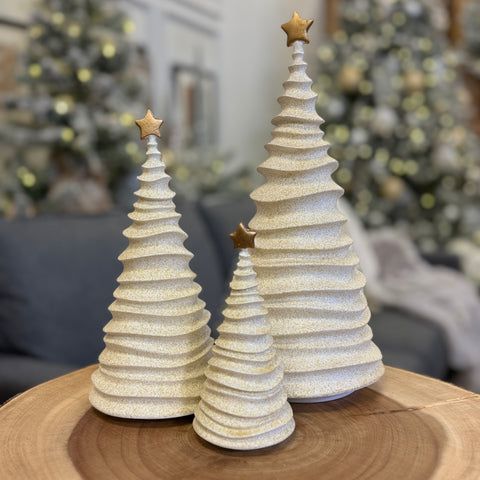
0;194;449;403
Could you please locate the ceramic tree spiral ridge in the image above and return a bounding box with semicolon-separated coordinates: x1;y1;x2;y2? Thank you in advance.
250;40;384;401
90;132;213;419
193;248;295;450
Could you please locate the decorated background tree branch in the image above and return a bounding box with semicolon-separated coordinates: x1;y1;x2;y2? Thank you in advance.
316;0;480;253
0;0;147;216
90;111;213;419
250;13;384;402
193;223;295;450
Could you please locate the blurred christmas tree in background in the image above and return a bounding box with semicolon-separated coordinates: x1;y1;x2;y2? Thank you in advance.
163;147;254;201
316;0;480;253
0;0;148;216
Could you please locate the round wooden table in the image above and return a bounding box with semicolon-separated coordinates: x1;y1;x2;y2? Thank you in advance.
0;366;479;479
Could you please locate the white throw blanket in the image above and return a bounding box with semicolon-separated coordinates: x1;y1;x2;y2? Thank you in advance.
340;200;480;392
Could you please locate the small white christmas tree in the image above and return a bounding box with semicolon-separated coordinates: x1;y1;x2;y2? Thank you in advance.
193;224;295;450
249;13;384;402
90;110;213;419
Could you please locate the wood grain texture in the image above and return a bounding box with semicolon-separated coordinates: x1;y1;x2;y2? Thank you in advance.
0;366;479;480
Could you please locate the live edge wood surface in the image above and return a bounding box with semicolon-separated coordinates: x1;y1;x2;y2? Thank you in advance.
0;366;479;480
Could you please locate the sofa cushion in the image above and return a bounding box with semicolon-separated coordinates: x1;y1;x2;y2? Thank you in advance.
0;353;75;403
380;350;434;377
0;198;225;364
0;212;129;365
370;308;449;379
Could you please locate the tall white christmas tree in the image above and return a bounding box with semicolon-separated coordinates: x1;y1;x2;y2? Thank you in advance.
249;13;384;402
90;110;213;419
193;224;295;450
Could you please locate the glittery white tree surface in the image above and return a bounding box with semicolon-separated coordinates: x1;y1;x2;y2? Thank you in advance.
249;13;384;402
193;224;295;450
90;110;213;419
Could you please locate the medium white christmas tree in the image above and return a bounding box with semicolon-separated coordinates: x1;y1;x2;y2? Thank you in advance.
249;13;384;402
90;110;213;419
193;224;295;450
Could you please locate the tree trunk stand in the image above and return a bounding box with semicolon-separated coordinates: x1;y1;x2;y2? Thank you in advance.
0;366;479;479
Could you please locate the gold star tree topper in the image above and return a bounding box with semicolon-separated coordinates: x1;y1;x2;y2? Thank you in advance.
230;223;257;249
135;109;164;139
281;11;314;47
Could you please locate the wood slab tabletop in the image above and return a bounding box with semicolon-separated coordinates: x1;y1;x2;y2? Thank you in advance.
0;365;479;479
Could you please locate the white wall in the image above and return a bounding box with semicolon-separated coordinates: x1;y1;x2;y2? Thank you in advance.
219;0;325;170
122;0;326;169
120;0;222;133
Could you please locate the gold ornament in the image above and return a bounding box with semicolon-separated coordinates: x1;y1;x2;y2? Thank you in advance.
375;148;390;164
339;65;362;92
54;100;69;115
358;144;373;159
359;80;373;95
420;193;436;209
416;105;430;120
397;48;412;62
419;38;433;52
17;167;36;188
230;223;256;249
67;23;82;38
61;127;75;142
102;41;117;58
410;128;426;145
334;125;350;143
381;176;406;200
125;142;138;156
337;168;352;185
123;19;136;34
28;64;42;78
390;158;405;175
318;46;334;63
77;68;92;83
404;70;425;92
119;112;134;126
135;109;164;139
281;11;313;47
52;12;65;26
404;160;419;176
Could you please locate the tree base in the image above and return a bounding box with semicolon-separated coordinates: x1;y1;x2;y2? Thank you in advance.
290;390;354;403
89;388;197;420
193;417;295;451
